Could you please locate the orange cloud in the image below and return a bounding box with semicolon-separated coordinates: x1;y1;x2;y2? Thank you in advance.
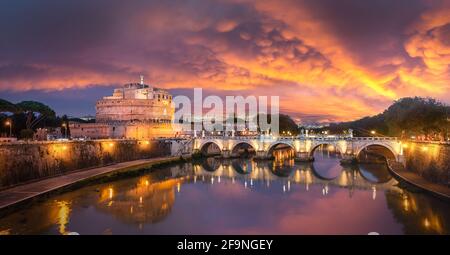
1;0;449;122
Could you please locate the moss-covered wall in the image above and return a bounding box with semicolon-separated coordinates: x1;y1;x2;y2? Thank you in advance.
404;142;450;185
0;140;171;188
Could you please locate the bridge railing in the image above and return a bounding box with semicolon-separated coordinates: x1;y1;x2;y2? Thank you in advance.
350;137;398;141
196;135;399;141
407;140;450;145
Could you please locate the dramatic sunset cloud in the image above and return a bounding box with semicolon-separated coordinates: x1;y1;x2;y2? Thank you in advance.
0;0;449;122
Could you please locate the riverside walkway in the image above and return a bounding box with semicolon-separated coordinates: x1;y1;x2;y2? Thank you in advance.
387;160;450;200
0;156;179;214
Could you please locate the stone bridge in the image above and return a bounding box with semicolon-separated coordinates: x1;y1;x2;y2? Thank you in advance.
192;135;404;163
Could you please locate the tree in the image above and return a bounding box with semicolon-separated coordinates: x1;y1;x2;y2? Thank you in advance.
325;97;450;138
254;113;299;135
15;101;56;130
0;99;20;113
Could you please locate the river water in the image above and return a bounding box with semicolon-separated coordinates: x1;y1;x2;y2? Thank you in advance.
0;148;449;235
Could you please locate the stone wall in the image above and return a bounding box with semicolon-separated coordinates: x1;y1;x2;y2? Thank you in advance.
404;142;450;185
0;140;171;188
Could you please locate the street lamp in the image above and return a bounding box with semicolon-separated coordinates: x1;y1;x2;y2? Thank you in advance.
5;120;12;137
370;130;376;135
62;123;68;138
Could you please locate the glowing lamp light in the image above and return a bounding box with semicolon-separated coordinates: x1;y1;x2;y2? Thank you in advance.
402;143;408;148
370;130;376;135
109;142;114;147
421;146;428;152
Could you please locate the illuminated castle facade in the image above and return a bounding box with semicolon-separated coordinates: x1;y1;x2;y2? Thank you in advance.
70;76;175;139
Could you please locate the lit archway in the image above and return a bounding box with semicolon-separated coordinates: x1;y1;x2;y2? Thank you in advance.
200;141;222;156
357;144;396;163
267;142;295;160
231;142;256;157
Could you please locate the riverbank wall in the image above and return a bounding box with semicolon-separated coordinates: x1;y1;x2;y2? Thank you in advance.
403;141;450;186
0;140;172;188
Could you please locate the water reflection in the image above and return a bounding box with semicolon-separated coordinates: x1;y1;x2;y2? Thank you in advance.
0;151;449;235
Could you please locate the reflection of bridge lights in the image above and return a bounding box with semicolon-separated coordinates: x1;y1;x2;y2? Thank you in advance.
372;186;377;200
294;170;301;183
244;181;248;188
139;196;143;204
232;177;235;184
194;176;197;183
288;181;291;191
109;188;114;199
211;177;214;185
403;198;409;212
322;185;329;195
306;183;309;191
177;182;181;193
424;218;430;228
283;185;286;193
218;176;221;184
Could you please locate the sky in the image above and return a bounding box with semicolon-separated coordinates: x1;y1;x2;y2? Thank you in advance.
0;0;449;123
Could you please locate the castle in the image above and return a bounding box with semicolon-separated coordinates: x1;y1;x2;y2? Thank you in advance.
70;76;175;139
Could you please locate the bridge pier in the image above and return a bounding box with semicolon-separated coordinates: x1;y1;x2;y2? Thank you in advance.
221;149;231;159
254;150;269;159
340;154;357;164
295;152;314;162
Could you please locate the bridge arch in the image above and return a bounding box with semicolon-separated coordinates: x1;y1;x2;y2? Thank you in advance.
267;142;295;153
267;142;295;159
199;140;222;156
309;142;342;157
356;142;397;161
231;141;256;156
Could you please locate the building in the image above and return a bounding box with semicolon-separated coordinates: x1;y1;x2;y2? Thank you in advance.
70;76;175;139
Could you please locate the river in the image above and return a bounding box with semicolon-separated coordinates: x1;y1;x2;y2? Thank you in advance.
0;147;449;235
